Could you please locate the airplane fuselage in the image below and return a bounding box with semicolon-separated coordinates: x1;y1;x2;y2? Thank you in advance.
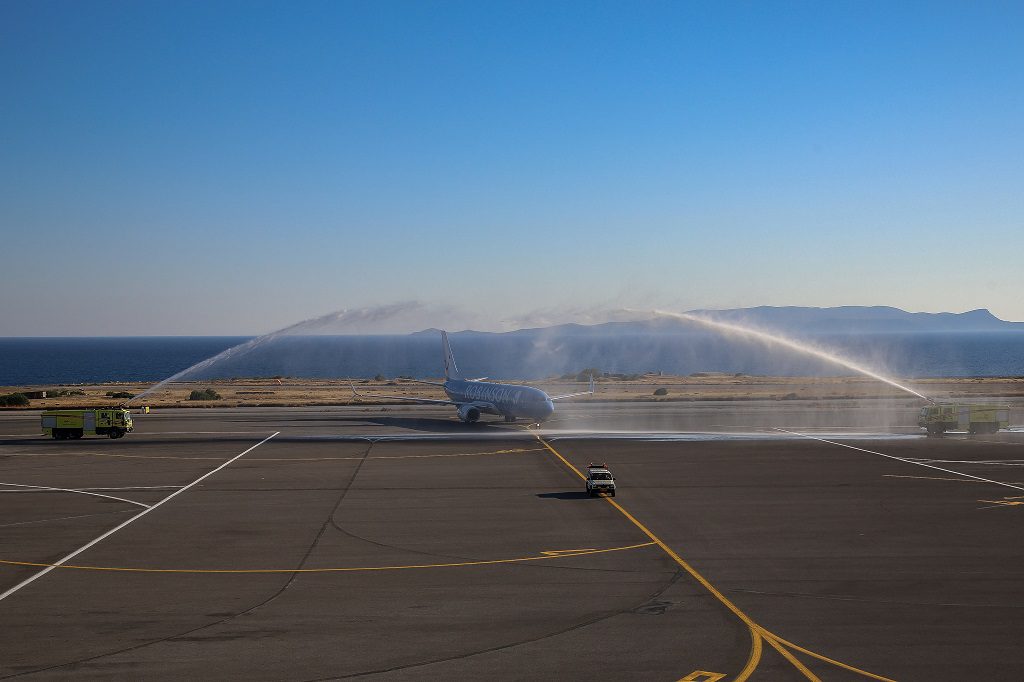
444;378;555;422
353;330;584;424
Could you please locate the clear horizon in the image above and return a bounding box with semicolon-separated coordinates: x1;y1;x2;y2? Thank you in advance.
0;303;1021;338
2;1;1022;335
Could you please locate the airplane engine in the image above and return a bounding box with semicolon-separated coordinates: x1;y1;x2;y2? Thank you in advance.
457;405;481;423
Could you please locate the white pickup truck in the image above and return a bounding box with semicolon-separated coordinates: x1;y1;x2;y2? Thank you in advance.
585;463;616;497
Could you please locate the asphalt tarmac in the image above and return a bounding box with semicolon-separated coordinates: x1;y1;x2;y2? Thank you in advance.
1;402;1022;680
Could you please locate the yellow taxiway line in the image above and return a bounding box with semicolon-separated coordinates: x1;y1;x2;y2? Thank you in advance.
534;433;897;682
0;542;655;574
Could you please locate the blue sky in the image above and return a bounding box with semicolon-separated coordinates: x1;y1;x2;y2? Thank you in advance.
2;1;1022;335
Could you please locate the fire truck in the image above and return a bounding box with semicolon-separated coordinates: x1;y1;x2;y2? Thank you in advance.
918;403;1009;436
41;408;134;440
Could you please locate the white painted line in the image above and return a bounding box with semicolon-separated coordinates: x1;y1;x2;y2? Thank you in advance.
0;510;134;529
0;483;151;508
774;428;1024;493
900;458;1024;466
0;431;279;604
65;486;184;491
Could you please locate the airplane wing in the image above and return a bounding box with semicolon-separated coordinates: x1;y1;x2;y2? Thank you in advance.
550;376;596;401
350;382;458;406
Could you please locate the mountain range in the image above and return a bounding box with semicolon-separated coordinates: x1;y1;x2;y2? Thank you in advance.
417;306;1023;338
680;306;1022;334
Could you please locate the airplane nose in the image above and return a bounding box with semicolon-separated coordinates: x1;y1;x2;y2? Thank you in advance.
543;400;555;418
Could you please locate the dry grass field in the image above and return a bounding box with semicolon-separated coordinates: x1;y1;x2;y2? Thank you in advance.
2;374;1024;409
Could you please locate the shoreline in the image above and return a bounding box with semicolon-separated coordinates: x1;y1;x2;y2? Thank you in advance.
3;374;1024;410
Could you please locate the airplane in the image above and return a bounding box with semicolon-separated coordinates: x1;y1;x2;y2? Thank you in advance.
351;330;594;424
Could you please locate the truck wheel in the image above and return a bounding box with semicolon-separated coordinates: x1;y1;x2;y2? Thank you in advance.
108;429;122;439
610;490;615;497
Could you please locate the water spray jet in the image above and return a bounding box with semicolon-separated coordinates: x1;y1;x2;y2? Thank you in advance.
129;306;397;404
128;302;934;407
646;309;930;401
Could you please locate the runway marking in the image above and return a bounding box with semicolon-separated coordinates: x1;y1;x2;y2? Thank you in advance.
764;637;821;680
0;542;655;574
679;672;725;681
0;510;134;529
535;433;895;682
900;457;1024;466
0;482;150;508
365;447;544;461
0;432;279;604
767;631;898;681
978;496;1024;507
884;474;1024;485
775;428;1024;493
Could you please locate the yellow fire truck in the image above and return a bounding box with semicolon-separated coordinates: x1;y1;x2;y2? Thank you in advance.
41;408;133;440
918;403;1009;436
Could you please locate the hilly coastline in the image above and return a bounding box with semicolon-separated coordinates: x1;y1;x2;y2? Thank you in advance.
445;306;1024;338
2;307;1023;386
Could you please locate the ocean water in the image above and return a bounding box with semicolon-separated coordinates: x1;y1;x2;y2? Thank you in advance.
2;331;1023;386
0;337;251;385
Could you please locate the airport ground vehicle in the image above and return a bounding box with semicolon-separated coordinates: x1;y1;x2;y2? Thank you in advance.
918;403;1009;435
41;408;133;439
585;463;616;497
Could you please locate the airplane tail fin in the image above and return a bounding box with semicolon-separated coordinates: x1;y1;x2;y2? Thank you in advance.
441;330;462;380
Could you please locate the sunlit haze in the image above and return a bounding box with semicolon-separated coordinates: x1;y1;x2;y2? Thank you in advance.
2;1;1022;335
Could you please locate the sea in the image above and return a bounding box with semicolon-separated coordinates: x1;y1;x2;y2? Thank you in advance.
2;332;1024;386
